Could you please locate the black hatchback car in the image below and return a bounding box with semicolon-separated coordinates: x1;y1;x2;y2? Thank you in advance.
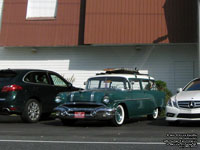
0;69;81;123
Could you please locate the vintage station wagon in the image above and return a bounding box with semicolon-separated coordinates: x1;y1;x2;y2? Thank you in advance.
54;69;165;126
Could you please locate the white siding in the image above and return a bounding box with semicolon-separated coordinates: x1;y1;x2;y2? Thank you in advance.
0;0;3;29
0;44;197;93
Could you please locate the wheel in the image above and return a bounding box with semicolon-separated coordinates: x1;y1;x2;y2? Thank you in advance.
21;99;41;123
147;108;159;120
61;119;77;126
111;104;125;126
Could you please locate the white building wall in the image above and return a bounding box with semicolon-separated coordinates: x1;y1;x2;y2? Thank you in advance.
0;44;197;93
0;0;4;30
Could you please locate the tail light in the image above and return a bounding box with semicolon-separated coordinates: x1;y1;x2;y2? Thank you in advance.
1;84;23;92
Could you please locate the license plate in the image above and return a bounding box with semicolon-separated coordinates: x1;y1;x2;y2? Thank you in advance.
74;112;85;118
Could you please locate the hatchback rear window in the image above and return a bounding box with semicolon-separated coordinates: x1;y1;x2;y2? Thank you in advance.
0;70;17;81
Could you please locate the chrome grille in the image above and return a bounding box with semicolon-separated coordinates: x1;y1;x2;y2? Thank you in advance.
63;103;104;108
178;101;200;109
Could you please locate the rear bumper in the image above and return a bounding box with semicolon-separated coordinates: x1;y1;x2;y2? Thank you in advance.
54;103;115;120
0;100;20;115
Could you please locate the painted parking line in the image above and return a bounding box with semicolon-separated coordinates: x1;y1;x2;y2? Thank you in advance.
0;140;165;145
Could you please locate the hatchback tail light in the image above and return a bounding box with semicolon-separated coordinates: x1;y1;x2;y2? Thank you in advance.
1;84;23;92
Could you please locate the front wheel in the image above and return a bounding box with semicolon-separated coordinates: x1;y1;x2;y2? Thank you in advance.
111;105;125;126
147;108;159;120
21;99;41;123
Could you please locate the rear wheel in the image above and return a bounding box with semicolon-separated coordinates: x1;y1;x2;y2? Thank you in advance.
21;99;41;123
111;104;125;126
147;108;159;120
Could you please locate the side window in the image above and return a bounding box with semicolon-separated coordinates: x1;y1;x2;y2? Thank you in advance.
110;81;125;89
50;74;67;87
132;80;141;90
141;80;152;90
24;72;49;84
88;80;99;89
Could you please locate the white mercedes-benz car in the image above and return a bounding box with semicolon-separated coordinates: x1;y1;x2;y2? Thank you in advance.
166;78;200;124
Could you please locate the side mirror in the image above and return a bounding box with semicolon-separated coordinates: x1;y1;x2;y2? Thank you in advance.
84;81;87;85
177;88;183;93
68;83;72;88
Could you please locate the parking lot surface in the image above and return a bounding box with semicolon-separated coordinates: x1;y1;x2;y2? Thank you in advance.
0;116;199;150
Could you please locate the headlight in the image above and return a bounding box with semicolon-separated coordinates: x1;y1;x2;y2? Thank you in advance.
173;100;178;108
103;96;110;104
55;96;62;103
167;99;172;107
167;99;178;108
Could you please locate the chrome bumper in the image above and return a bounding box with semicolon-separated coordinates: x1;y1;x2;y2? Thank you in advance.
54;103;115;120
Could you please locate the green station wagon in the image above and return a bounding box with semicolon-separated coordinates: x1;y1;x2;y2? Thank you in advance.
54;69;165;126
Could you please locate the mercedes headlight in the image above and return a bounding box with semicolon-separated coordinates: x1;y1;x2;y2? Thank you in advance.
167;99;172;107
167;99;178;108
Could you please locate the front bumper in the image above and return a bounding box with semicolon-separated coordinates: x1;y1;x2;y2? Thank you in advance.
166;106;200;121
54;102;115;120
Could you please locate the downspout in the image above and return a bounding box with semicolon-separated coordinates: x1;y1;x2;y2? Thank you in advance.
78;0;86;45
198;0;200;76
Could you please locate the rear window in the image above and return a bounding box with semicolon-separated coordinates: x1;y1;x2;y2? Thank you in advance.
0;70;17;81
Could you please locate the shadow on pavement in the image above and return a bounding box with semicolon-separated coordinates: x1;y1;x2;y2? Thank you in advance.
148;117;200;128
0;115;23;123
0;115;55;124
43;119;115;127
43;117;153;127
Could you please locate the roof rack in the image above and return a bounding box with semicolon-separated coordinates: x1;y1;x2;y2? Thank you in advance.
96;68;148;75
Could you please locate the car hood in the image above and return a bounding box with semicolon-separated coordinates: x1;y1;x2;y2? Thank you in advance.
62;89;124;104
175;91;200;101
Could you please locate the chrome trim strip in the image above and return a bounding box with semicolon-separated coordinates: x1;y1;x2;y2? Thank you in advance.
70;93;75;102
0;98;6;101
90;91;95;102
115;98;151;102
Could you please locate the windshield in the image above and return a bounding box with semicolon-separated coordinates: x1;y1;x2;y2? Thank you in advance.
184;79;200;91
86;77;130;90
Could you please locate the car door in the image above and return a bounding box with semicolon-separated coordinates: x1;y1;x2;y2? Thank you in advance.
126;79;155;117
125;79;147;117
23;71;56;113
140;79;156;114
145;80;165;109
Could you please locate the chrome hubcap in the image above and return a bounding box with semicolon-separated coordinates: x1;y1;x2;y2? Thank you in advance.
28;102;40;121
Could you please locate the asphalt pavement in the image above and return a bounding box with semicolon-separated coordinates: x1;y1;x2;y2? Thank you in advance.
0;115;199;150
